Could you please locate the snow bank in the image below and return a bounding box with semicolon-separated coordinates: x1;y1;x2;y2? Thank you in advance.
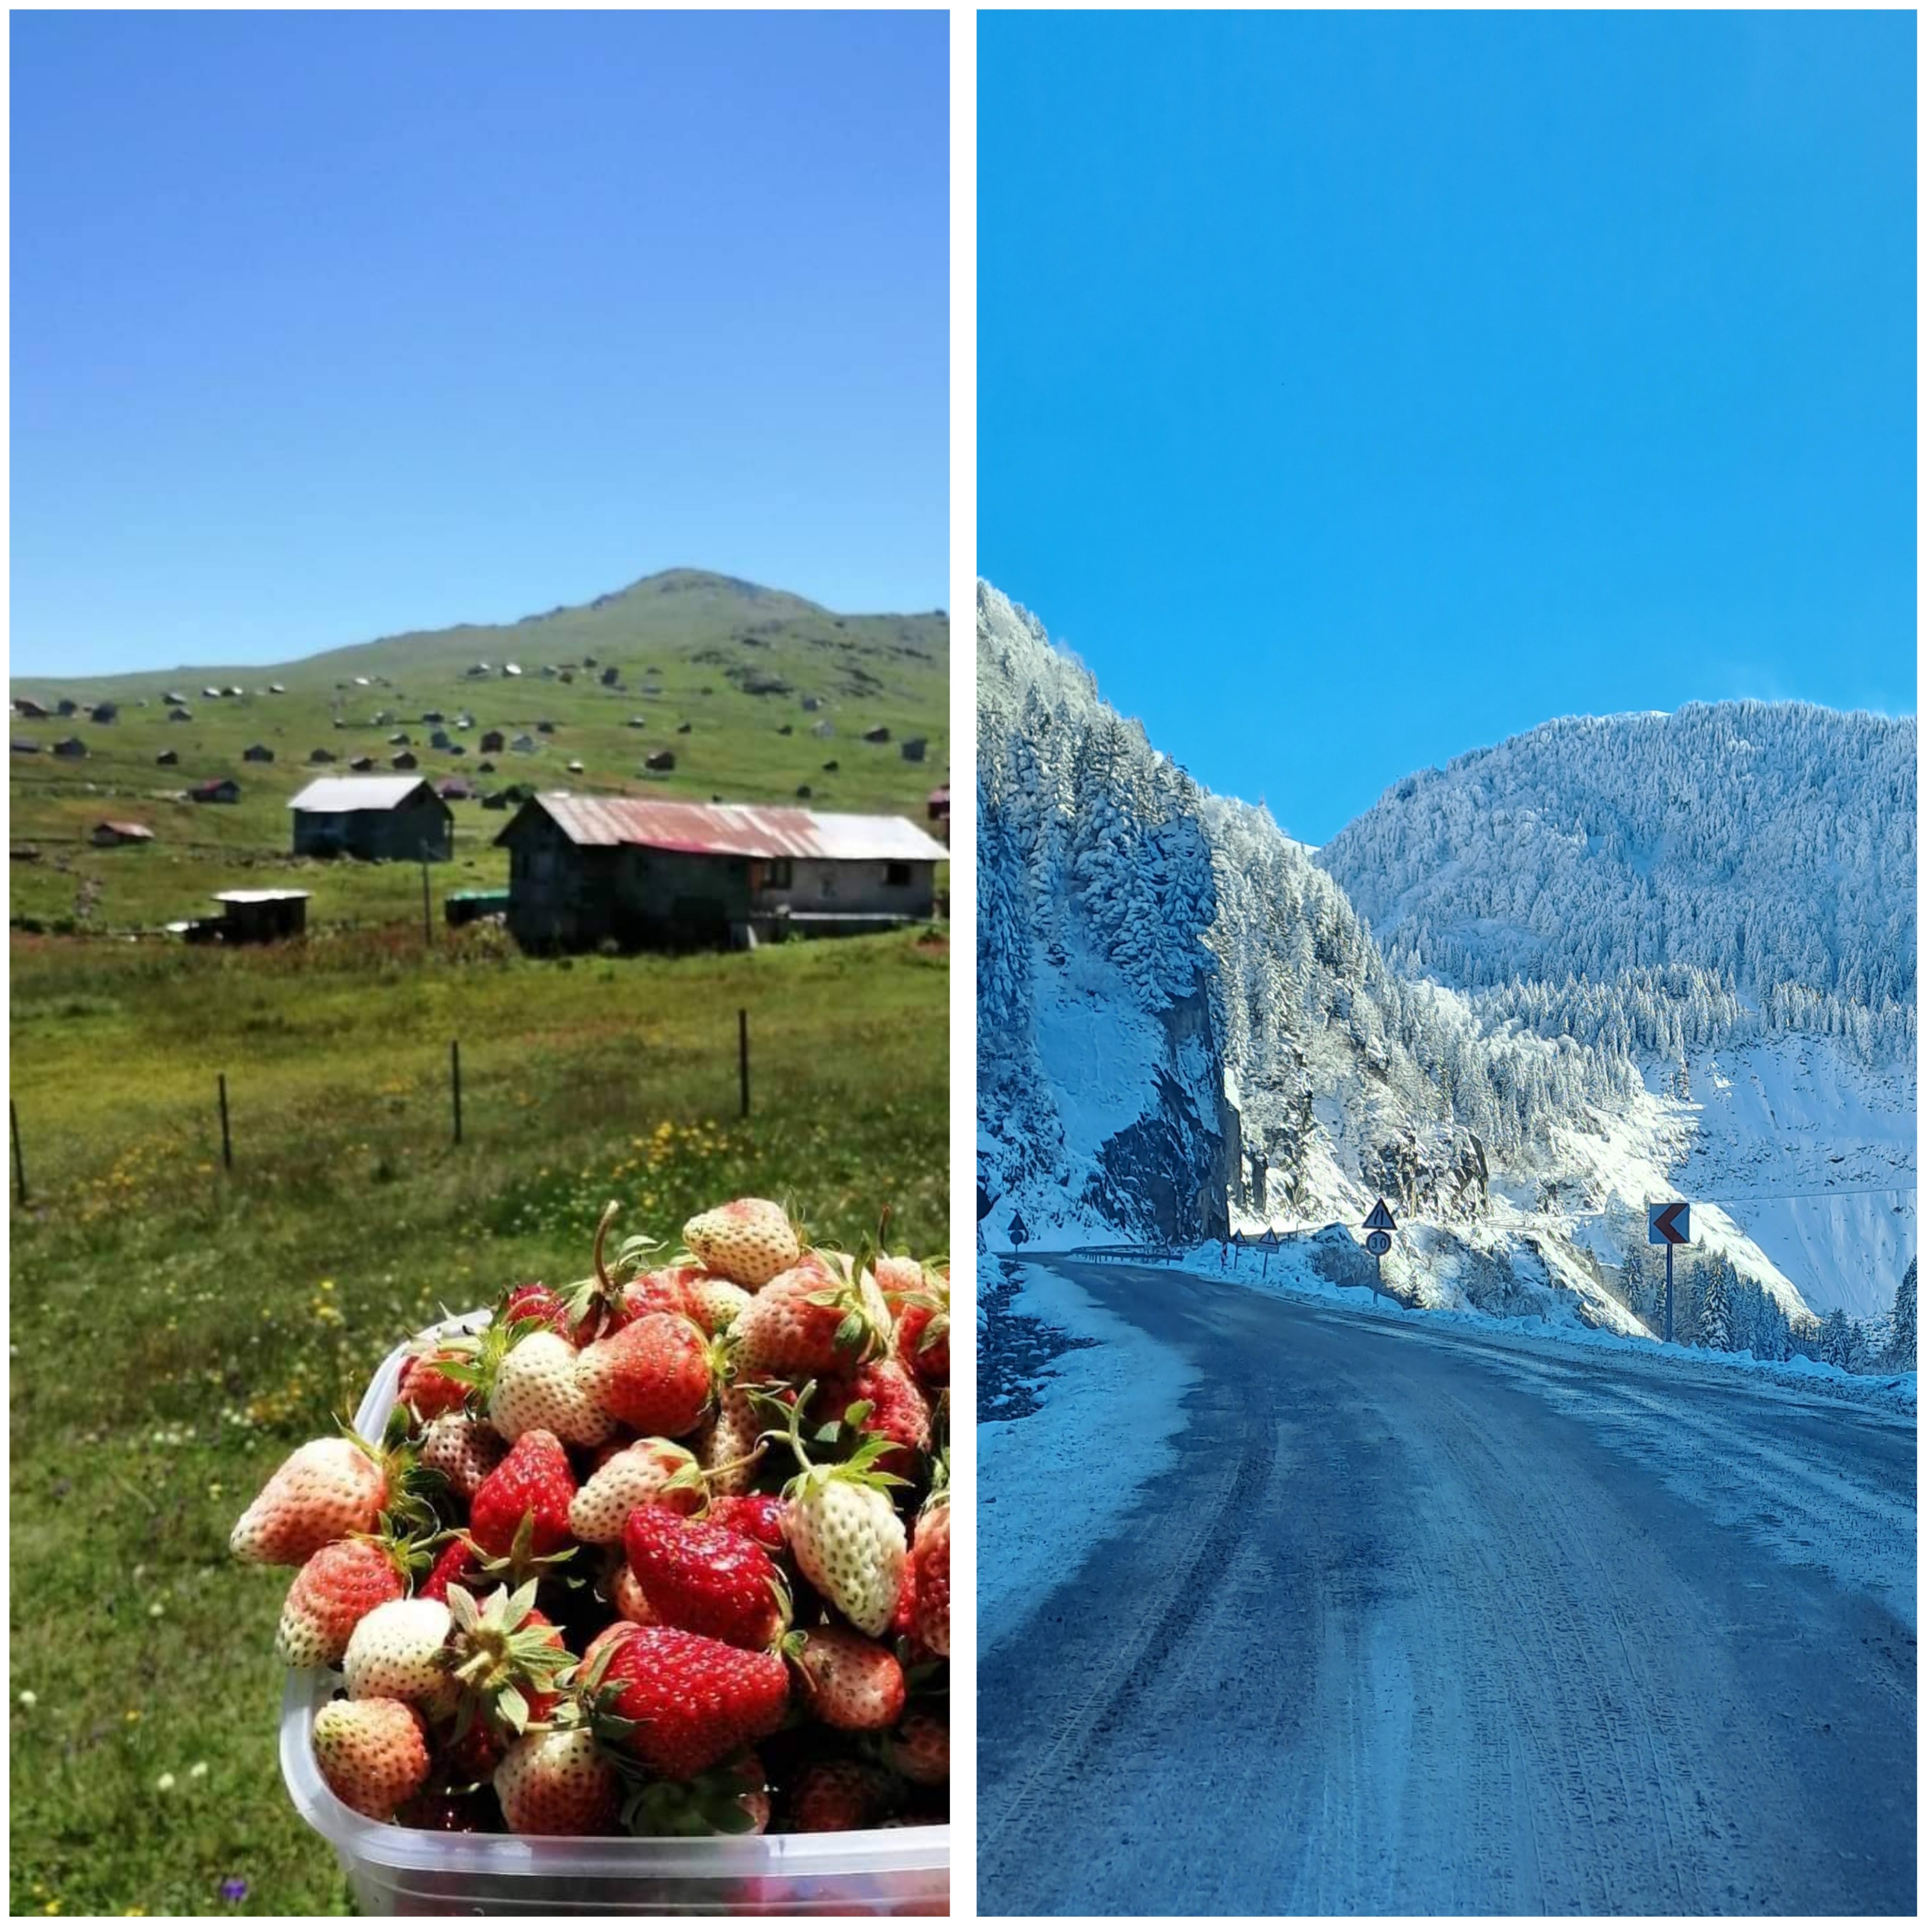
978;1263;1199;1654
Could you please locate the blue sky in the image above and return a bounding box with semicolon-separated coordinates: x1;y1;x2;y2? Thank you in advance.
12;10;947;675
981;11;1916;843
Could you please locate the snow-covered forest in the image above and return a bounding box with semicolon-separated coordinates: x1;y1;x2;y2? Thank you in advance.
978;579;1918;1349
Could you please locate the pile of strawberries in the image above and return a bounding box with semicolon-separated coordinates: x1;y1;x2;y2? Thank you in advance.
231;1198;950;1848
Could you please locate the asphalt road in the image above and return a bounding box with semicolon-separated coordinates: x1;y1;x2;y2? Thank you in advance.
980;1264;1918;1915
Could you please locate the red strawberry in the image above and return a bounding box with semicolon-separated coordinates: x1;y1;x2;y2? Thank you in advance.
821;1358;931;1480
418;1536;481;1604
707;1493;786;1552
400;1348;472;1420
787;1759;893;1833
624;1503;789;1650
231;1437;389;1567
885;1264;950;1387
790;1625;906;1731
622;1268;696;1325
469;1430;577;1560
313;1697;430;1819
908;1499;948;1659
884;1709;949;1785
576;1313;712;1437
683;1199;800;1290
580;1618;645;1677
276;1537;412;1667
588;1627;789;1781
502;1282;571;1335
494;1728;621;1836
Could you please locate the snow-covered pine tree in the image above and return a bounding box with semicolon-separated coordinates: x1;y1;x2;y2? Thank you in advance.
1887;1260;1917;1373
1697;1255;1732;1352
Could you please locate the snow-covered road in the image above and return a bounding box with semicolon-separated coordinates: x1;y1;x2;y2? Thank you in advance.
980;1262;1917;1915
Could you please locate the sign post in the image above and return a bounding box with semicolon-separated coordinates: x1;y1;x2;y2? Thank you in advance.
1648;1201;1690;1342
1258;1228;1280;1279
1363;1198;1396;1302
1008;1211;1029;1256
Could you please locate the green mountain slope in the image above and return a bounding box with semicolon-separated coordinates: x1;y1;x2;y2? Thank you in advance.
9;569;950;934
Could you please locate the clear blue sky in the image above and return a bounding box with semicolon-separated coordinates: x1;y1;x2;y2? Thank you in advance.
12;10;948;675
981;11;1916;844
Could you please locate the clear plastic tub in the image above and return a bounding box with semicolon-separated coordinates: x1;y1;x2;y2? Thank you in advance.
277;1319;950;1915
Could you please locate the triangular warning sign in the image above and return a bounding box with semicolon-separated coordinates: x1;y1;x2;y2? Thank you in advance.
1363;1198;1396;1232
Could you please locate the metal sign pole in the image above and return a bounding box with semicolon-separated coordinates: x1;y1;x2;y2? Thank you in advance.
1665;1241;1674;1344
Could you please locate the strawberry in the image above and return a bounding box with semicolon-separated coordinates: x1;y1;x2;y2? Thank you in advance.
418;1535;482;1604
231;1437;388;1567
683;1198;801;1290
606;1562;659;1626
625;1750;772;1837
908;1496;949;1660
885;1266;950;1387
568;1437;702;1545
820;1358;930;1480
420;1411;506;1501
276;1534;417;1668
313;1697;430;1819
693;1382;767;1498
621;1268;697;1325
735;1254;891;1379
495;1727;621;1835
787;1759;894;1833
781;1416;908;1638
490;1329;615;1448
468;1430;577;1562
442;1581;572;1742
576;1312;712;1437
586;1626;789;1781
580;1618;645;1677
623;1503;789;1650
681;1274;753;1337
707;1493;786;1552
399;1345;473;1420
343;1596;453;1704
885;1709;949;1786
789;1625;906;1730
502;1281;571;1335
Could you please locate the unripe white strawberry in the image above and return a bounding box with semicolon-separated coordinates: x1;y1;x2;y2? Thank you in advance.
686;1278;753;1336
784;1458;907;1638
568;1438;701;1544
693;1383;763;1498
683;1199;800;1290
342;1596;453;1704
490;1331;615;1447
230;1438;387;1567
791;1625;907;1730
420;1412;506;1500
313;1697;429;1819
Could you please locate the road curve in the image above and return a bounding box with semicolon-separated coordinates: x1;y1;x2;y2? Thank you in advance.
980;1263;1917;1915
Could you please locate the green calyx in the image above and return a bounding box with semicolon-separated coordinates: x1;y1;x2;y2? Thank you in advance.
443;1580;574;1740
776;1382;909;1501
621;1753;765;1837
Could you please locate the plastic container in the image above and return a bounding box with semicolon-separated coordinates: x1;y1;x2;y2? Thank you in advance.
278;1319;950;1915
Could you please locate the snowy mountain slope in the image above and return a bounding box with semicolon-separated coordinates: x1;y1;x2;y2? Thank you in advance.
978;578;1913;1348
1315;704;1918;1313
1317;703;1916;1012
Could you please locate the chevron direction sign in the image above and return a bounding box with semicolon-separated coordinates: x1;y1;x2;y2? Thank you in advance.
1648;1201;1690;1246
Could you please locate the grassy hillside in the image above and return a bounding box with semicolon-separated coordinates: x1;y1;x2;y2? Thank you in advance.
11;568;950;935
10;926;948;1915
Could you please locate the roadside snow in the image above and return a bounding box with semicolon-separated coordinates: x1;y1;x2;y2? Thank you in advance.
979;1262;1198;1654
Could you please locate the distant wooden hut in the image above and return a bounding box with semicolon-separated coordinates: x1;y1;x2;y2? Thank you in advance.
288;774;452;860
92;821;155;847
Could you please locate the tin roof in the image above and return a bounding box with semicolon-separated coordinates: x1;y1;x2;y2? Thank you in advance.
500;794;950;862
212;889;311;905
96;821;154;838
288;776;438;813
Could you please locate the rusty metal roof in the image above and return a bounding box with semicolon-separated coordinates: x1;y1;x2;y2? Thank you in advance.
504;794;950;862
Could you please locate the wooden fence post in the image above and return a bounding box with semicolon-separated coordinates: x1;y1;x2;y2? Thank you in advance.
451;1040;463;1146
738;1009;750;1120
10;1101;26;1206
217;1072;233;1171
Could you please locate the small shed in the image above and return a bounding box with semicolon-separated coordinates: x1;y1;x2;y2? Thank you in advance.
162;691;188;706
92;821;155;847
480;730;505;754
348;755;376;772
510;733;537;754
862;726;891;745
495;796;948;953
57;699;79;716
644;750;676;773
168;707;193;723
12;738;40;755
53;737;87;758
927;786;950;834
421;710;445;725
288;774;452;861
445;887;511;927
90;702;119;724
392;750;419;771
189;777;241;804
156;748;179;767
207;890;309;945
14;697;50;720
600;666;620;687
900;738;928;764
243;743;275;763
437;776;476;801
309;747;337;763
